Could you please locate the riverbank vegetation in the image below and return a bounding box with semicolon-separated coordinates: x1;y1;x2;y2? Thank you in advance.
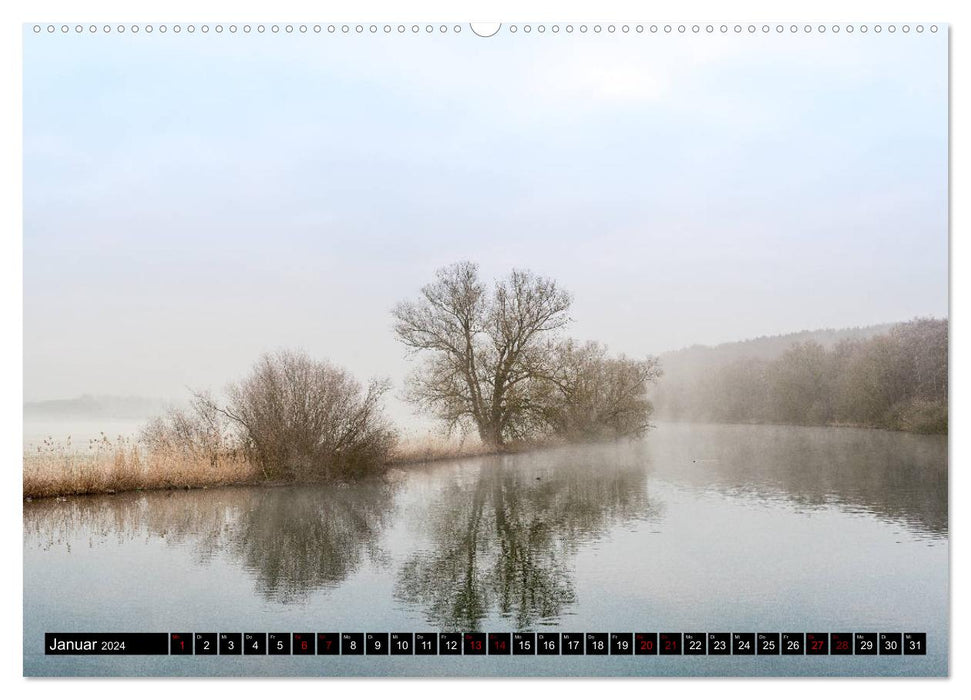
652;318;947;434
25;261;663;499
23;432;496;500
27;349;403;499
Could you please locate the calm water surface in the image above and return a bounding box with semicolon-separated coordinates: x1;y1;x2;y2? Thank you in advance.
23;423;948;676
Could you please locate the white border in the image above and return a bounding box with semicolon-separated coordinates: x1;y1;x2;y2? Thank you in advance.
1;0;964;698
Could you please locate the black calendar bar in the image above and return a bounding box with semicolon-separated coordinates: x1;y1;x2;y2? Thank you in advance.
43;632;927;656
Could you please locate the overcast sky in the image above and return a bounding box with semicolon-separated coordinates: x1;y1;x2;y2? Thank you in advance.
24;27;947;426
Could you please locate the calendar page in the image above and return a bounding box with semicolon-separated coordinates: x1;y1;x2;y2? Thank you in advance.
22;20;948;677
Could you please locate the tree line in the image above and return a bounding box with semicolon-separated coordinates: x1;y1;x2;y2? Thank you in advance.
652;318;947;434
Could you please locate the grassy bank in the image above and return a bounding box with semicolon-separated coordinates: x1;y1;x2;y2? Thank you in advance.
23;434;500;500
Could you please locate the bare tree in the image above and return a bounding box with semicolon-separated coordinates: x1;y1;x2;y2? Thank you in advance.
393;262;572;447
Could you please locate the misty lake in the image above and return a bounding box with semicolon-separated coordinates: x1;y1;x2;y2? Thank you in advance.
23;423;947;677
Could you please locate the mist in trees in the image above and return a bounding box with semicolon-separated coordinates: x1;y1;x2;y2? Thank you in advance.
652;318;947;434
393;261;662;448
136;269;944;492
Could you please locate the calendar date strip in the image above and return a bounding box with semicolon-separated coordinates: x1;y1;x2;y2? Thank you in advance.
46;632;926;656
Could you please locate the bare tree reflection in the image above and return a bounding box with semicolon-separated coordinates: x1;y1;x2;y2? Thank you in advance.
395;444;660;630
214;485;395;603
24;482;396;603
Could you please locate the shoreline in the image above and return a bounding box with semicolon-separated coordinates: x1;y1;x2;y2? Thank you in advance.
22;437;551;502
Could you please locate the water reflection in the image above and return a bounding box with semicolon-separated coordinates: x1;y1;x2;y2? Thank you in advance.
24;482;396;603
212;485;395;602
395;444;660;630
22;424;948;623
647;423;948;536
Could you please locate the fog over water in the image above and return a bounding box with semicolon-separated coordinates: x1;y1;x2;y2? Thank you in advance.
24;29;947;431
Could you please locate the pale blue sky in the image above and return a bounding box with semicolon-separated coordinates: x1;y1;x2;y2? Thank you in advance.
24;28;948;423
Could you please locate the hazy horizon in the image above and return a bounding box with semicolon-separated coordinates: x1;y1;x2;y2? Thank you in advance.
24;29;947;419
22;315;943;405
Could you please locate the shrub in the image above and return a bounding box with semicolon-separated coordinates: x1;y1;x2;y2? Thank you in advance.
140;391;235;469
220;350;397;481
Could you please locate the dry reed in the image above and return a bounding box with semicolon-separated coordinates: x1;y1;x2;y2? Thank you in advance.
388;434;495;465
23;434;260;500
23;432;498;500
